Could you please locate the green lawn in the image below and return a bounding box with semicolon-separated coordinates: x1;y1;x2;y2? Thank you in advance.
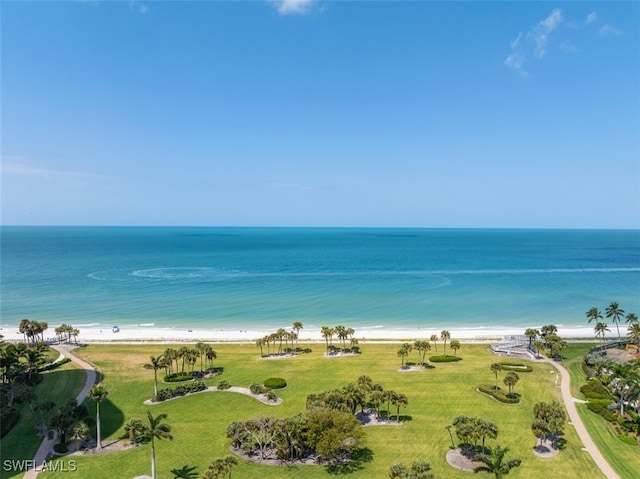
7;342;632;479
576;404;639;479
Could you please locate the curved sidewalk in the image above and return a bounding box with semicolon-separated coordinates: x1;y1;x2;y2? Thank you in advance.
23;345;97;479
541;356;620;479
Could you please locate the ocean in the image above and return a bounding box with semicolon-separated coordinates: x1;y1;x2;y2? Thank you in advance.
1;227;639;333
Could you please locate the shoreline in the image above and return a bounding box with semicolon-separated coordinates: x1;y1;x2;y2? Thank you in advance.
0;324;606;344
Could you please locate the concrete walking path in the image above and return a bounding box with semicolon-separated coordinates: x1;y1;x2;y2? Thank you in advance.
541;356;620;479
23;345;97;479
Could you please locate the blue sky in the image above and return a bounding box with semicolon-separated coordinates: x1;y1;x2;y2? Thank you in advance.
2;1;639;228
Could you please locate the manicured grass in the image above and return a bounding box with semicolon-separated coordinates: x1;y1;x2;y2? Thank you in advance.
1;362;86;479
20;343;616;479
576;404;639;479
561;343;597;398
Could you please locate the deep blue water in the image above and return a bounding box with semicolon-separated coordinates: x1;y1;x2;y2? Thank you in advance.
1;227;638;331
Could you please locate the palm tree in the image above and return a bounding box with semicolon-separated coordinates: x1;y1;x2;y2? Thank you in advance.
524;328;538;350
605;301;625;339
321;326;333;353
164;348;178;375
275;328;286;354
627;322;640;347
473;445;521;478
123;418;146;446
195;342;207;372
23;348;42;379
335;325;347;350
533;340;545;359
178;346;190;373
255;338;264;357
430;334;439;354
391;392;408;422
585;307;603;324
144;355;164;399
70;421;89;451
413;340;430;365
292;321;303;352
450;339;461;357
143;411;174;479
593;322;610;344
88;384;109;451
625;313;638;324
441;330;451;357
205;345;217;369
397;344;410;367
490;363;502;390
503;372;519;395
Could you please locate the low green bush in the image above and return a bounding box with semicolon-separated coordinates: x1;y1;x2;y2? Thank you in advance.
586;399;617;422
580;380;612;400
266;390;278;401
264;377;287;389
429;355;461;363
154;381;207;401
53;443;68;454
37;357;71;373
617;434;637;446
155;389;172;402
217;380;231;390
250;383;268;395
477;384;520;404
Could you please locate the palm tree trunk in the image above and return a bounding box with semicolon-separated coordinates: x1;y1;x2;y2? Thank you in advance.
96;403;102;450
153;370;158;398
151;441;156;479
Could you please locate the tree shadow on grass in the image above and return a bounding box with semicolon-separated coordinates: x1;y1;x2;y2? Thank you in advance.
85;397;125;439
169;464;199;479
325;447;374;475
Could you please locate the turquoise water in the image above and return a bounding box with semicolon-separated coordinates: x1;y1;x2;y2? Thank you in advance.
1;227;639;331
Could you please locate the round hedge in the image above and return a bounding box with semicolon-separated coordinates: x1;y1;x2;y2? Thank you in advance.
53;443;68;454
264;377;287;389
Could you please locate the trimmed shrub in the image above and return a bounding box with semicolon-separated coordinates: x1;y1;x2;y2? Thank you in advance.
477;384;520;404
618;434;637;446
53;443;68;454
586;399;617;422
264;377;287;389
580;381;613;400
217;380;231;390
266;390;278;401
499;362;533;372
155;389;172;402
37;358;71;373
250;383;268;395
164;372;193;383
429;355;461;363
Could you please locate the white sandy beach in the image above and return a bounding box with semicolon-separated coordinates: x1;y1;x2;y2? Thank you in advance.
0;324;602;344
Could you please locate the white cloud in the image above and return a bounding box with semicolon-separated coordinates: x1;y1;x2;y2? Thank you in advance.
586;12;597;25
270;0;317;16
599;24;622;37
504;51;527;76
529;8;563;58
